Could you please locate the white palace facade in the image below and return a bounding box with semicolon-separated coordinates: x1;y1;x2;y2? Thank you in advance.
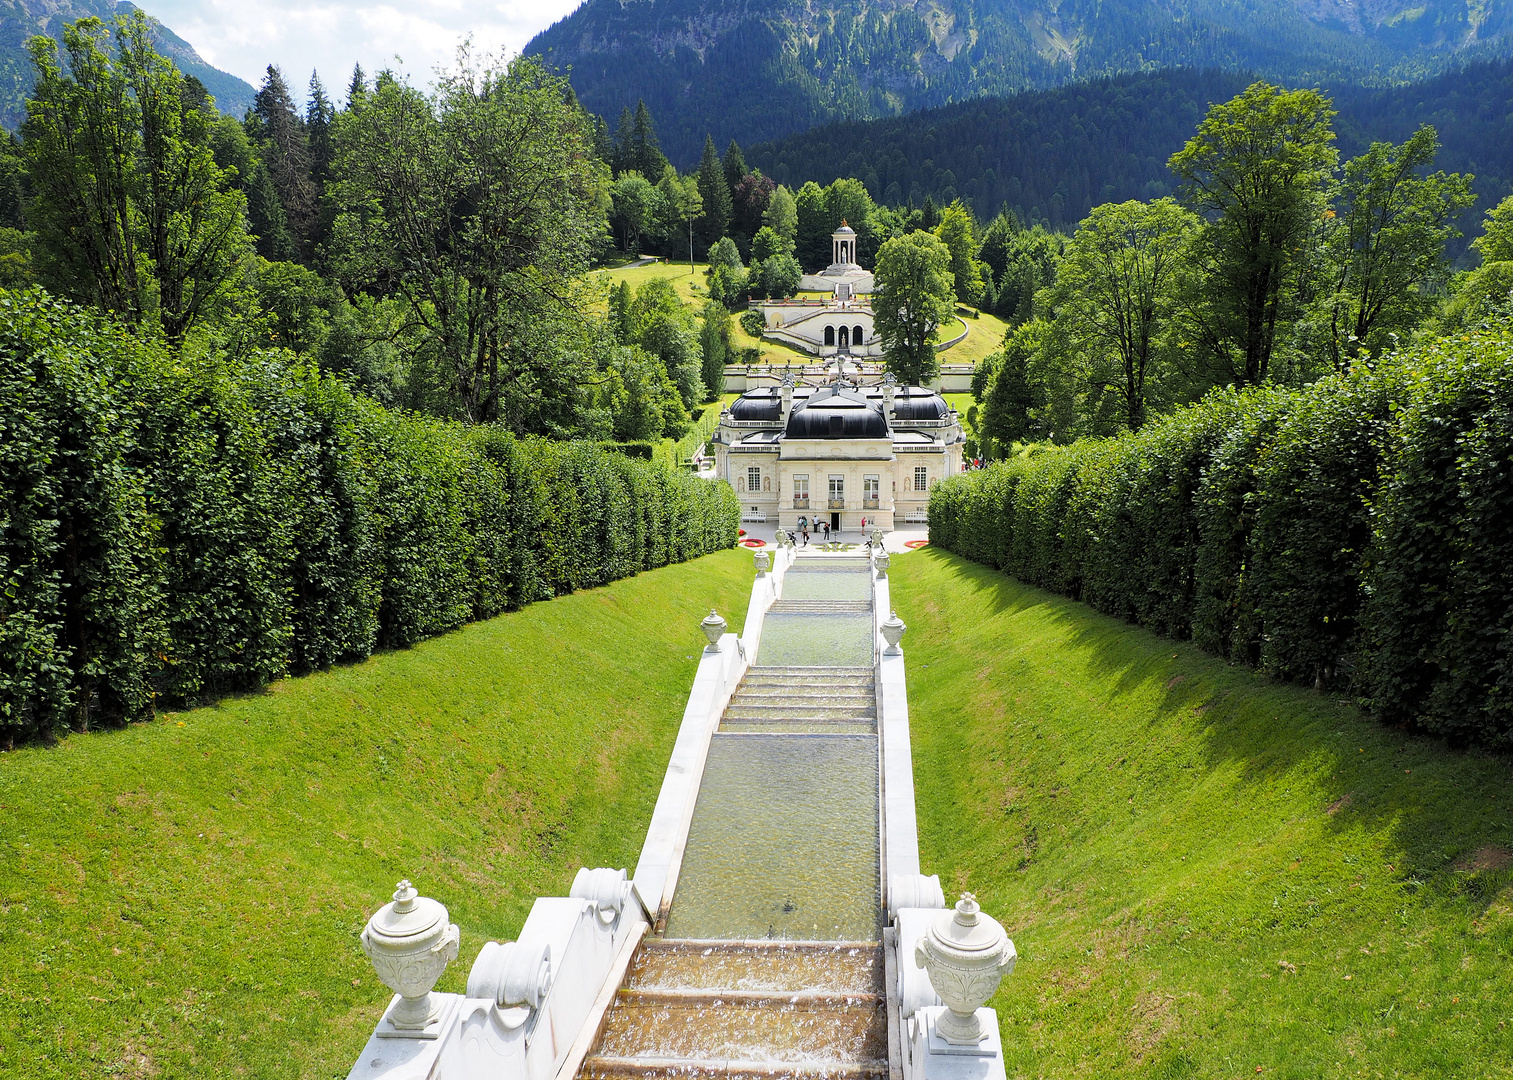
710;377;964;533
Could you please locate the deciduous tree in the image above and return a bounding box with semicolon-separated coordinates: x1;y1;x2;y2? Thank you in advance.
22;13;251;347
1041;198;1198;431
1169;82;1337;385
328;51;608;425
872;230;954;385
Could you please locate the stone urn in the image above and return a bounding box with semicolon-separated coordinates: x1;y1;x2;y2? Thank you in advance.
700;609;727;652
753;548;771;575
361;880;461;1038
880;610;906;655
874;549;891;576
914;893;1016;1044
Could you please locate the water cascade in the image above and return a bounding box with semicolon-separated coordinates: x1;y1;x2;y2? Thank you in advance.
343;545;1016;1080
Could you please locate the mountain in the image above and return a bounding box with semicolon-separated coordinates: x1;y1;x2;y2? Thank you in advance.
745;60;1513;242
526;0;1513;164
0;0;255;129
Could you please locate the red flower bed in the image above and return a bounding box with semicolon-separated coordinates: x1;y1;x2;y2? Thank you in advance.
904;540;930;549
741;538;767;548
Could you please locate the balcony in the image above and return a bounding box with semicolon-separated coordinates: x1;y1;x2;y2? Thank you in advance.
828;499;846;509
792;497;810;509
862;499;880;510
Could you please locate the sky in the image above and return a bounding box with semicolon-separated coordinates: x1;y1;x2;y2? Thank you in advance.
139;0;583;100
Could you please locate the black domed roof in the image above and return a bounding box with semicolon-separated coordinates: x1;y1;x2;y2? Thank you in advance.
785;385;889;439
729;388;783;421
891;387;950;421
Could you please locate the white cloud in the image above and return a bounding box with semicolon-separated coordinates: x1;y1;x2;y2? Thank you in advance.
137;0;583;102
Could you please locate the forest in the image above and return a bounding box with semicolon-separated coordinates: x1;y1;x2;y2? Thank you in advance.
747;61;1513;240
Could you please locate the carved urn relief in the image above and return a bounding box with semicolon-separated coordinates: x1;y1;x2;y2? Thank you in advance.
914;893;1016;1044
361;880;461;1038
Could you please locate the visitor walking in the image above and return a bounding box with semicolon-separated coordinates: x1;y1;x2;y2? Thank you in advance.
800;527;809;547
823;521;831;542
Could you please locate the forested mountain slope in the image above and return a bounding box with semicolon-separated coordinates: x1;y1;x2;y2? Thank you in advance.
0;0;254;128
745;61;1513;236
527;0;1513;162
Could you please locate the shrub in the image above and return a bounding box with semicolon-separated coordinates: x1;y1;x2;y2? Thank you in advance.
0;290;740;744
930;326;1513;746
739;309;766;337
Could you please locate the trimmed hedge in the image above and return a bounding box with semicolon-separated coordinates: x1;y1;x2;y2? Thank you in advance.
930;327;1513;747
0;290;740;744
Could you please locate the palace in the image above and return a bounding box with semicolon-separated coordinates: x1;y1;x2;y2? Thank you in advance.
710;377;964;533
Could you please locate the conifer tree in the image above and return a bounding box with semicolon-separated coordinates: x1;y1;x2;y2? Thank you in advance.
612;106;635;174
347;63;367;103
695;134;732;253
723;139;747;193
252;65;316;260
306;71;335;183
631;100;667;177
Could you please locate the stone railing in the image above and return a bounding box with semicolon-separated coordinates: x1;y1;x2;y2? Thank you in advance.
872;549;1015;1080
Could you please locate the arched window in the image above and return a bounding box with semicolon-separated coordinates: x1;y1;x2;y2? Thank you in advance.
839;325;850;348
854;325;865;344
824;326;835;346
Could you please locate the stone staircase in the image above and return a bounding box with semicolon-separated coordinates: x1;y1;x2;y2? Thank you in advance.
721;667;876;731
578;940;887;1080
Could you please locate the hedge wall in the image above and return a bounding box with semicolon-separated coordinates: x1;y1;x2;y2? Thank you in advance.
0;291;740;744
930;327;1513;748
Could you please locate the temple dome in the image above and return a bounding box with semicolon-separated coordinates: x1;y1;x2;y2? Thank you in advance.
785;385;888;439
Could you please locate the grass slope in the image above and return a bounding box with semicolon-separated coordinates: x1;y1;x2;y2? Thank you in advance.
0;549;752;1079
892;548;1512;1077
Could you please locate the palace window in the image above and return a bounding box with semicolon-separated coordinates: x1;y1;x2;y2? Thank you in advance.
863;475;880;508
792;474;809;508
914;466;928;491
829;474;845;508
748;466;761;493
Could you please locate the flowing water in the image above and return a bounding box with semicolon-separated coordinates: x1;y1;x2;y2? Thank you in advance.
756;614;874;668
662;733;880;942
578;556;886;1080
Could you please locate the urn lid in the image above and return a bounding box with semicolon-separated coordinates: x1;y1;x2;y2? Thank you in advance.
931;893;1007;955
701;609;726;631
367;880;448;947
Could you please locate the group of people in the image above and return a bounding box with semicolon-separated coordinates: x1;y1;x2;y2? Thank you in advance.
789;515;833;547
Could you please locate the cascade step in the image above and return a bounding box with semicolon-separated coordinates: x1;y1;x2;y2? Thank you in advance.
769;600;873;611
744;666;874;678
578;942;888;1080
723;705;876;721
732;688;876;703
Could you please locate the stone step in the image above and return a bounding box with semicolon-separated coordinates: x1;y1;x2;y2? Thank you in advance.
768;602;873;615
745;666;874;678
581;1056;887;1080
579;941;889;1080
724;705;876;721
732;687;876;702
627;940;882;995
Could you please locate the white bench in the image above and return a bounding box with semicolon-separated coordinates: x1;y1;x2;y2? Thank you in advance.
903;510;929;524
741;510;767;523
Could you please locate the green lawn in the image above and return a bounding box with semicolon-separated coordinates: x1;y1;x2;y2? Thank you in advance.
0;549;753;1079
891;547;1512;1078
